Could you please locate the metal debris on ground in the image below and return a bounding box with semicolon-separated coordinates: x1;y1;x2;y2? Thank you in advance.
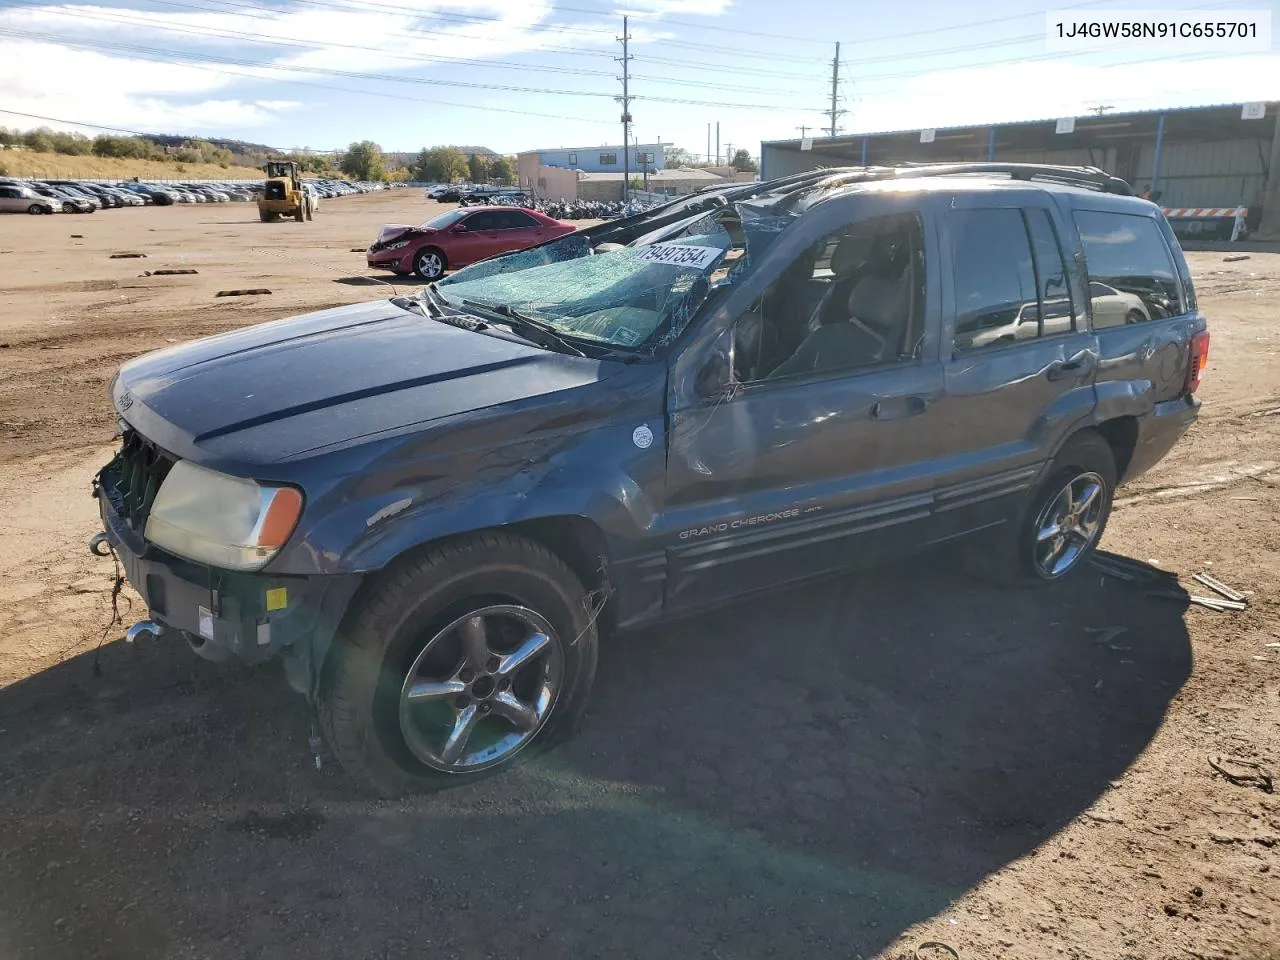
1085;625;1128;647
109;252;146;259
1223;254;1251;262
349;247;364;252
1090;553;1169;583
915;942;960;960
215;288;272;297
1192;571;1247;604
145;269;199;276
1208;755;1274;793
69;234;82;239
1147;589;1246;612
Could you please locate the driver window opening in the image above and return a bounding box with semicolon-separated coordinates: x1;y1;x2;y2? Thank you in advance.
733;212;926;383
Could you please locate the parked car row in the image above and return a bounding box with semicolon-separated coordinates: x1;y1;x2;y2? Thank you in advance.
0;176;391;215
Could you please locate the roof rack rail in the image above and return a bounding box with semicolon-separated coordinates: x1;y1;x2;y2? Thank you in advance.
889;162;1132;195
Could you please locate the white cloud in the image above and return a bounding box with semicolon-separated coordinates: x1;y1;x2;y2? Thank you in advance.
619;0;735;16
847;54;1280;133
0;0;623;138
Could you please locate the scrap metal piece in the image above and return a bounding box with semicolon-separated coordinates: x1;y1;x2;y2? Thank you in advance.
1208;755;1274;793
215;288;272;297
109;252;146;259
1147;589;1245;611
1192;571;1247;604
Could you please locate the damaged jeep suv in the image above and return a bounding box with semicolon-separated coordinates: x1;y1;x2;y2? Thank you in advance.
94;164;1209;795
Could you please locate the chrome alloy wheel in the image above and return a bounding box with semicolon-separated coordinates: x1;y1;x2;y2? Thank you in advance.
1032;471;1107;578
398;605;564;773
416;250;444;279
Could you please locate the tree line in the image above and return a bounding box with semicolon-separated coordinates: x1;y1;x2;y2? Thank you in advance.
1;127;533;184
0;127;248;166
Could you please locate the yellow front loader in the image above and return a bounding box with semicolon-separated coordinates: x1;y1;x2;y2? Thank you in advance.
258;161;312;222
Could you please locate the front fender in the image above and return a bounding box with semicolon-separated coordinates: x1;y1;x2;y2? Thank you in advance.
267;366;668;576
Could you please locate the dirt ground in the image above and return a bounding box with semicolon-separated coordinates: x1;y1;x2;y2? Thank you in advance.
1;192;1278;960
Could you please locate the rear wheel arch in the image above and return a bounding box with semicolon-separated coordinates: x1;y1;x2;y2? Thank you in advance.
1093;416;1139;483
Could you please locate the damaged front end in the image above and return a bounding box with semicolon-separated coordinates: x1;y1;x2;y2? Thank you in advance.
91;430;360;698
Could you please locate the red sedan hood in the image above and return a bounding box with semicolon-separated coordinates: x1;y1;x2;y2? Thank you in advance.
377;223;431;242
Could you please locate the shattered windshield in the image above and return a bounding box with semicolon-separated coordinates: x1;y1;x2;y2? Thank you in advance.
436;230;737;350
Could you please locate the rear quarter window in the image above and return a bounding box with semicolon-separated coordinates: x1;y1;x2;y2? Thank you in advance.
1074;210;1185;327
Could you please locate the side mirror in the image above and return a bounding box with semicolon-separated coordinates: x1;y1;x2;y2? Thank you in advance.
452;222;468;232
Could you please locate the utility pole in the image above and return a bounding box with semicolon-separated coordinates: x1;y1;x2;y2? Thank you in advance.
826;41;845;138
617;15;632;204
715;122;720;166
725;143;734;169
1090;104;1114;115
706;123;711;165
796;124;810;139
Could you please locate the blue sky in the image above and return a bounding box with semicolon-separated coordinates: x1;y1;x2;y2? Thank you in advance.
0;0;1276;159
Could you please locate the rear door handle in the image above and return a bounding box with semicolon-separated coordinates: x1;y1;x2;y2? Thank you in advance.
1046;353;1096;381
871;396;929;420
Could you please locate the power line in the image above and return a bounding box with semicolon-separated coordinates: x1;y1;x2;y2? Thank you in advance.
0;4;821;98
0;26;827;112
0;30;617;125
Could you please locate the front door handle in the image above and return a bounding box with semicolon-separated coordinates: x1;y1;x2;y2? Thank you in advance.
871;396;929;420
1046;352;1096;381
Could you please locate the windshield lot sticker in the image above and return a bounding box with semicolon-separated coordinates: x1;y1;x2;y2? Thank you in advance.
632;424;654;449
634;243;723;270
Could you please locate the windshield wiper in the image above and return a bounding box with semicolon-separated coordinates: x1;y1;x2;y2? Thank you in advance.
460;298;587;357
390;295;435;318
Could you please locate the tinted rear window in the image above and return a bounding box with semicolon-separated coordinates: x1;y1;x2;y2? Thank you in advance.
1074;210;1185;326
950;209;1038;352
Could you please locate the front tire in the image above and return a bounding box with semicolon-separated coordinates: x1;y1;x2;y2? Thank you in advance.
967;431;1116;585
319;532;599;796
413;247;446;280
27;204;45;215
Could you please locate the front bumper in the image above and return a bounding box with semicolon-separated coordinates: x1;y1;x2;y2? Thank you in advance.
95;453;361;693
366;246;409;271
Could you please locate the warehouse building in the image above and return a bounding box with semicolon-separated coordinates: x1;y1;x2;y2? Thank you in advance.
515;142;726;201
759;102;1280;237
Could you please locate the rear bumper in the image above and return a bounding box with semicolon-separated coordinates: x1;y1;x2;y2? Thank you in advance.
1122;394;1200;483
95;467;361;693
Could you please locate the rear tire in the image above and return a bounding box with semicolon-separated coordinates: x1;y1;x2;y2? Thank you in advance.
965;431;1116;586
27;204;44;215
319;532;599;797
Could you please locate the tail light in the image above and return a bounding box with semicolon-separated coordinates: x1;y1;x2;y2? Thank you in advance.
1185;329;1210;395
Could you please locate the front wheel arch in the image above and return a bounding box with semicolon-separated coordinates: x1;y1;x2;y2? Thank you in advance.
413;246;447;280
318;529;600;795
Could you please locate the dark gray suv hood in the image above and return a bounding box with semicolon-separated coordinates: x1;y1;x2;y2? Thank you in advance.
114;299;616;463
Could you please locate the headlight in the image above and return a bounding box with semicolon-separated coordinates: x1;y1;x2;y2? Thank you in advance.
145;460;303;571
386;239;409;250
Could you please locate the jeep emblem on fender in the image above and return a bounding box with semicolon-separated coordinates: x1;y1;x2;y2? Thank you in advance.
632;424;654;449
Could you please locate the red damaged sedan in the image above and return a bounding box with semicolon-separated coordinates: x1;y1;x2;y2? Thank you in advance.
366;206;575;281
